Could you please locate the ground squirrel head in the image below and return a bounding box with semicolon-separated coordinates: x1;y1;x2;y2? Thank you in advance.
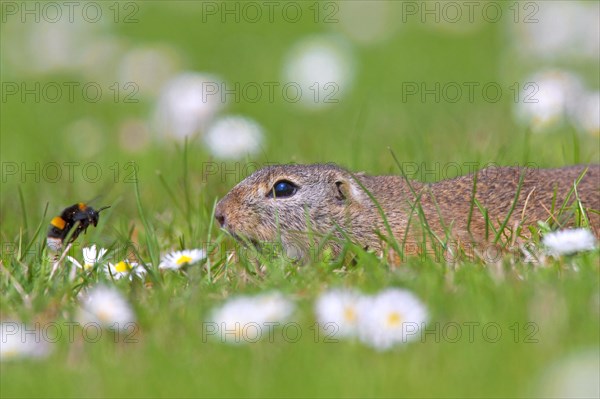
215;163;370;258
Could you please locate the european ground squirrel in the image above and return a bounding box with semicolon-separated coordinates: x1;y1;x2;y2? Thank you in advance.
215;164;599;261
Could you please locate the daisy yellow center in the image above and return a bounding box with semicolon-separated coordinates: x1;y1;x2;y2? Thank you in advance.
84;263;93;270
5;349;18;358
386;312;403;327
115;261;132;273
176;255;193;265
97;309;112;323
343;307;356;322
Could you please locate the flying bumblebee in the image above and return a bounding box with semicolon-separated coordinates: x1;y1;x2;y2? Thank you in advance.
47;203;110;251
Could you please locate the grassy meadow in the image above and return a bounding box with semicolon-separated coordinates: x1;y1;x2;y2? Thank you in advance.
1;1;599;398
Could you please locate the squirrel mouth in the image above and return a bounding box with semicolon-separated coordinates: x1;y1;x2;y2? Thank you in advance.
225;230;262;251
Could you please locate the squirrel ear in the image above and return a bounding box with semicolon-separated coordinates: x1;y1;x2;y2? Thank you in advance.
335;181;347;201
335;180;360;202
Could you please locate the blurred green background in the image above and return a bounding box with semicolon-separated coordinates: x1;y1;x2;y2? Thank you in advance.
2;0;598;228
1;1;599;398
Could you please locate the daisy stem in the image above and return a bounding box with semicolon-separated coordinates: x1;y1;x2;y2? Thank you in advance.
49;242;72;281
205;197;219;283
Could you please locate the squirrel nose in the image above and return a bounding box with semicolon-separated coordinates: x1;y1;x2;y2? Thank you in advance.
215;209;226;227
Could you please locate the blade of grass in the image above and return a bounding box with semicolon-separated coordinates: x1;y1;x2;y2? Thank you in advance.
493;168;526;245
572;181;590;228
473;199;496;240
18;186;28;236
349;173;403;260
204;197;219;283
133;165;160;268
389;149;441;256
182;137;195;238
19;202;48;262
556;166;589;218
156;170;185;216
466;170;478;237
0;259;31;309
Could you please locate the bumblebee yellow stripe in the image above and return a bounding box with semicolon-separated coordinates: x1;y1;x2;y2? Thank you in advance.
50;216;66;230
78;203;87;211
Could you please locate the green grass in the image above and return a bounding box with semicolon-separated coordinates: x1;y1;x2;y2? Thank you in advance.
1;2;599;398
1;254;599;398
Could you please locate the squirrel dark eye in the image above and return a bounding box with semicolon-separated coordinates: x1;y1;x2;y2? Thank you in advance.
269;180;298;198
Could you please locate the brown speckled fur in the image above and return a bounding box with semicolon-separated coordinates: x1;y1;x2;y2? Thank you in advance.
215;164;599;260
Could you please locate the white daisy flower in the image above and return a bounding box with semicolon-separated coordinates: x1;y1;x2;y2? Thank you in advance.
208;297;266;344
283;35;355;109
67;245;108;271
4;19;98;75
315;288;369;339
77;285;135;330
118;44;181;99
208;292;295;344
1;322;52;362
536;349;600;398
542;228;597;256
159;249;206;270
571;91;600;136
514;70;583;133
203;116;264;160
104;260;147;281
153;72;226;140
511;2;599;62
253;292;296;323
211;297;263;343
357;288;428;351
